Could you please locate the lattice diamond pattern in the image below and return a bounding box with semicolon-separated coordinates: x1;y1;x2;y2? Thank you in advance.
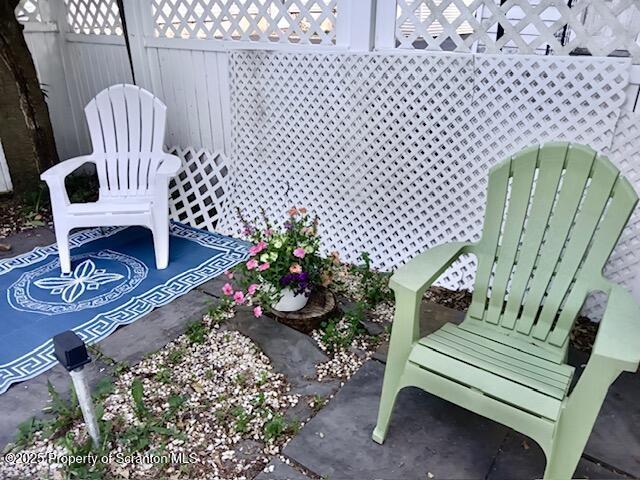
152;0;336;44
65;0;123;35
394;0;640;64
450;54;631;293
225;52;477;279
15;0;41;23
168;147;232;231
461;54;630;223
580;110;640;319
225;51;630;299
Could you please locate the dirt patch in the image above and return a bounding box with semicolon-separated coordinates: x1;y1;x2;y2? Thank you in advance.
0;196;51;238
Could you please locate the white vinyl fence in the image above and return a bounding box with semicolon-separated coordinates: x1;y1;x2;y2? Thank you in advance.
0;141;13;194
15;0;640;318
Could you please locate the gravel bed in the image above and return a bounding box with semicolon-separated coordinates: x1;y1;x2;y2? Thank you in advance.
1;319;300;480
311;301;394;383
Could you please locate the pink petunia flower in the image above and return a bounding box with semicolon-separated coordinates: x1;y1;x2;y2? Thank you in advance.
233;291;245;304
222;283;234;296
258;262;270;272
224;270;234;279
298;207;308;215
253;306;263;317
248;284;258;295
288;207;298;217
289;263;302;274
249;241;268;256
246;259;259;270
293;247;306;259
263;228;273;237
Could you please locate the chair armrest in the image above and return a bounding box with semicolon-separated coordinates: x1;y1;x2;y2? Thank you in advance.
390;242;473;295
40;155;95;182
156;154;182;177
592;284;640;372
41;156;96;208
385;242;474;367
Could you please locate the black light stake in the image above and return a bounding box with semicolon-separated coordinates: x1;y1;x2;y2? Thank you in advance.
53;331;101;447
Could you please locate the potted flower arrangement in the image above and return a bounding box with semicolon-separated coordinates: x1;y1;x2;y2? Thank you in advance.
224;207;330;315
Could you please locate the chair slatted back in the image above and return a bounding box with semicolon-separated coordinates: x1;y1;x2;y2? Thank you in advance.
467;143;638;353
84;84;167;198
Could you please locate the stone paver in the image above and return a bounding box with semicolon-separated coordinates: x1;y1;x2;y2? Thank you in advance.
228;310;340;398
255;459;311;480
98;289;214;365
487;431;629;480
0;227;55;259
197;275;228;298
284;317;637;480
284;360;509;480
0;359;113;449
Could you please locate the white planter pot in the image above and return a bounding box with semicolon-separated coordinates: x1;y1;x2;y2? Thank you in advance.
272;287;309;312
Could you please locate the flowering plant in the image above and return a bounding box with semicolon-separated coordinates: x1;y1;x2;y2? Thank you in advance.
222;207;331;317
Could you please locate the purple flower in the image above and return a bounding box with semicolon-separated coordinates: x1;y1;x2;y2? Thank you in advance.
279;271;312;295
280;273;294;286
284;221;293;230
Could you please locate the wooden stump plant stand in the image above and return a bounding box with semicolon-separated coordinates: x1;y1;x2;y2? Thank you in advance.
271;287;336;334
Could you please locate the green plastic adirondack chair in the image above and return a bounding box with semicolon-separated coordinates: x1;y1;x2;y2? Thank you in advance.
372;142;640;479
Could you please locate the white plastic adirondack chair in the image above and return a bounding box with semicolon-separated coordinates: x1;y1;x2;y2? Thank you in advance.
41;84;181;274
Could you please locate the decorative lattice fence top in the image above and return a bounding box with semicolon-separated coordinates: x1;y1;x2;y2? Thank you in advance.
151;0;337;44
15;0;41;22
394;0;640;63
65;0;123;35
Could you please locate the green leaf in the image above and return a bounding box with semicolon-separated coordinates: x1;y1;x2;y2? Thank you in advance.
93;377;114;399
130;378;147;418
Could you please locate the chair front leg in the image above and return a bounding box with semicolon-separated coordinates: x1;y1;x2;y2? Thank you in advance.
54;224;72;274
373;287;421;444
151;185;170;270
544;356;622;480
43;177;73;274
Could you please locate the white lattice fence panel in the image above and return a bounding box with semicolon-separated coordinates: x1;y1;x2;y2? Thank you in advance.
448;54;631;286
445;53;630;304
168;147;232;231
393;0;640;64
65;0;123;35
226;51;476;284
16;0;41;22
581;110;640;318
226;51;630;297
152;0;337;44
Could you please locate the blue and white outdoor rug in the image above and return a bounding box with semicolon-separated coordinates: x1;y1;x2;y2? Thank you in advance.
0;222;248;394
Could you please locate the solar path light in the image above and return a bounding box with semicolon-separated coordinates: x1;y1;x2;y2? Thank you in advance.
52;330;101;447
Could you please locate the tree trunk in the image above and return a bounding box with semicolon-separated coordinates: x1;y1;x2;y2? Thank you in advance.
0;0;58;196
